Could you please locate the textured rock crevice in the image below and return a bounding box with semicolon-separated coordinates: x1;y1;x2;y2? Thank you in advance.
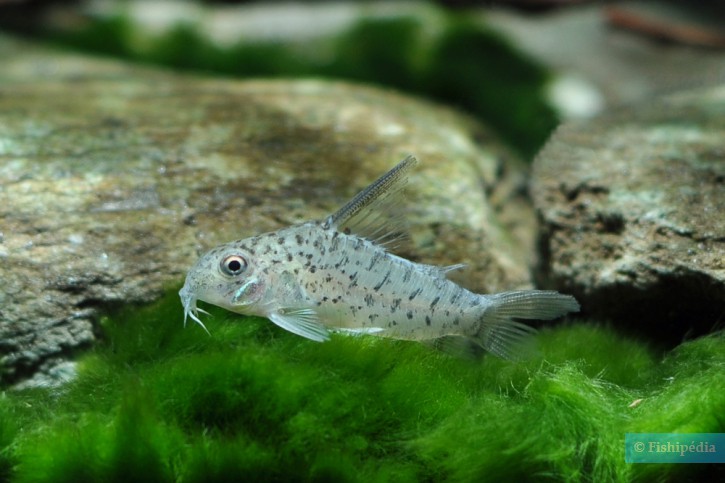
533;87;725;344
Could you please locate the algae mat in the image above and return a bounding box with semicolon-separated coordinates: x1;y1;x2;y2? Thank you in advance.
2;291;722;482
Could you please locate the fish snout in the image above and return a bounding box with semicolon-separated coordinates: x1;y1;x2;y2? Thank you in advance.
179;280;210;334
179;280;194;309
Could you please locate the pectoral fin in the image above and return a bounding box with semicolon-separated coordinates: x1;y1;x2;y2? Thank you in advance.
268;308;330;342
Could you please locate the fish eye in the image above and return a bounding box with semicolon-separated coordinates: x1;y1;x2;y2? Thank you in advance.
220;255;248;276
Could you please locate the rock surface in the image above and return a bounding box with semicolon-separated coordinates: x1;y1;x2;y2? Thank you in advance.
532;85;725;342
0;35;534;386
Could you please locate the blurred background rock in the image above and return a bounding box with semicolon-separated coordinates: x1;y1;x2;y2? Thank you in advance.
3;0;723;160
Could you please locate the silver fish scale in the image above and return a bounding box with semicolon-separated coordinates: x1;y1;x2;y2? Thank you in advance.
245;222;485;339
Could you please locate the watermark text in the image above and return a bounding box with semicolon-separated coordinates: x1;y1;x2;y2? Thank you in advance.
625;433;724;463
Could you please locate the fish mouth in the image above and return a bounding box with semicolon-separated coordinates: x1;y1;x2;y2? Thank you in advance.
179;284;211;335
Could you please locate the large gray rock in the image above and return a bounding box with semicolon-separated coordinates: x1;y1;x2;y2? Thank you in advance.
0;35;535;387
532;85;725;341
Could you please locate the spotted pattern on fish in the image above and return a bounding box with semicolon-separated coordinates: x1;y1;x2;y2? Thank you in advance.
179;156;580;359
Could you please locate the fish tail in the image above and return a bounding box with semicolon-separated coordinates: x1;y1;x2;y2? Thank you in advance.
473;290;580;360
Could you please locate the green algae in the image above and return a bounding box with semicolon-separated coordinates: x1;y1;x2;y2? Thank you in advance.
2;290;723;482
425;16;556;160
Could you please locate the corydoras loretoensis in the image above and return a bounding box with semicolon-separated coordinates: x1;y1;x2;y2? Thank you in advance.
179;156;579;359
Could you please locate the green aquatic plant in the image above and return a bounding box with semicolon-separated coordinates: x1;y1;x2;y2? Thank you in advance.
425;16;557;160
2;289;723;482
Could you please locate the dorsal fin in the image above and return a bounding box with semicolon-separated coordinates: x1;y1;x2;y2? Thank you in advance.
323;155;417;248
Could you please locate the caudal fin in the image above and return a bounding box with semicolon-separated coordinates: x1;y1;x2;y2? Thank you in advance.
474;290;580;360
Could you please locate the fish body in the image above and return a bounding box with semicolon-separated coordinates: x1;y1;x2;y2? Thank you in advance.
180;156;579;359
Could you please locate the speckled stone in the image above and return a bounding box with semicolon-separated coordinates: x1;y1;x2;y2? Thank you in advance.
0;35;534;386
532;85;725;341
